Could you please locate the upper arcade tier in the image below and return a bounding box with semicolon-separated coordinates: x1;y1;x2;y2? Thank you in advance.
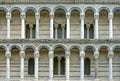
0;0;120;4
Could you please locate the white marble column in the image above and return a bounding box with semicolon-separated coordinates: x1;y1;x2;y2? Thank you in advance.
66;13;70;39
94;50;99;80
94;13;99;39
66;51;70;80
6;13;11;39
50;13;54;39
34;50;39;79
108;52;114;80
49;50;54;80
35;13;40;39
20;50;25;79
108;13;113;39
80;13;85;39
80;50;85;80
21;13;26;39
5;51;11;79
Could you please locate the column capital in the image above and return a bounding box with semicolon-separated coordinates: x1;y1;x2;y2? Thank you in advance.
5;51;11;58
6;13;11;19
94;51;99;59
108;13;113;19
34;51;39;58
66;51;70;58
35;12;40;20
49;50;54;58
50;13;54;19
80;13;85;20
80;50;85;58
21;13;26;19
20;51;25;58
94;13;99;19
66;12;70;19
108;52;114;58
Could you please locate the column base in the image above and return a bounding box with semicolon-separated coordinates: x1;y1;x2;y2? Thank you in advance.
5;78;10;81
49;78;53;81
80;79;84;81
66;79;70;81
109;79;113;81
19;79;24;81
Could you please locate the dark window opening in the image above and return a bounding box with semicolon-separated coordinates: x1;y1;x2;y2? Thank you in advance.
84;58;90;75
28;58;34;75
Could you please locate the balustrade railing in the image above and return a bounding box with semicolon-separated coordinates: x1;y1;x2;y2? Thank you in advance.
0;0;120;4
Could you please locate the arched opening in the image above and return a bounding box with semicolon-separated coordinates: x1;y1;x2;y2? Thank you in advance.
28;58;34;75
26;10;36;39
70;10;80;39
84;58;90;75
54;9;66;39
11;48;20;78
25;48;34;77
54;47;65;75
99;47;108;79
113;10;120;39
40;9;50;39
39;48;49;78
99;10;108;39
0;48;6;78
113;47;120;79
85;10;94;39
0;10;6;39
11;10;21;39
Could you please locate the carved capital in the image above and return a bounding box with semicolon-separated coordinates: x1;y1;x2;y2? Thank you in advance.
20;51;25;58
108;13;113;19
94;13;99;19
80;51;85;58
35;13;40;20
94;51;99;59
34;51;39;58
50;13;54;19
66;13;70;19
5;51;11;58
49;51;54;58
66;51;70;58
6;13;11;19
108;51;114;58
80;13;85;20
21;13;26;19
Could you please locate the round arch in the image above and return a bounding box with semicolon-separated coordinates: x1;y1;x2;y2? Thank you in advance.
0;45;7;51
112;7;120;13
9;45;21;52
98;7;110;13
69;45;81;51
53;6;68;13
39;7;51;13
38;45;51;51
23;7;37;13
84;45;96;51
83;7;96;13
52;44;67;51
112;45;120;51
0;7;8;13
98;44;110;51
10;7;22;13
23;44;36;51
69;7;81;14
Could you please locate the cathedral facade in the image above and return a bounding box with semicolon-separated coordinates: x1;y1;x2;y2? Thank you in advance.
0;0;120;81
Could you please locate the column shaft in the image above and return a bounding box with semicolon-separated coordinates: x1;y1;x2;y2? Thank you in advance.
35;13;40;39
80;13;85;39
21;13;25;39
49;51;53;80
34;51;39;79
5;52;11;79
20;58;24;79
66;55;70;80
6;13;11;39
109;13;113;39
94;13;99;39
109;57;113;80
80;51;85;80
50;13;54;39
66;13;70;39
